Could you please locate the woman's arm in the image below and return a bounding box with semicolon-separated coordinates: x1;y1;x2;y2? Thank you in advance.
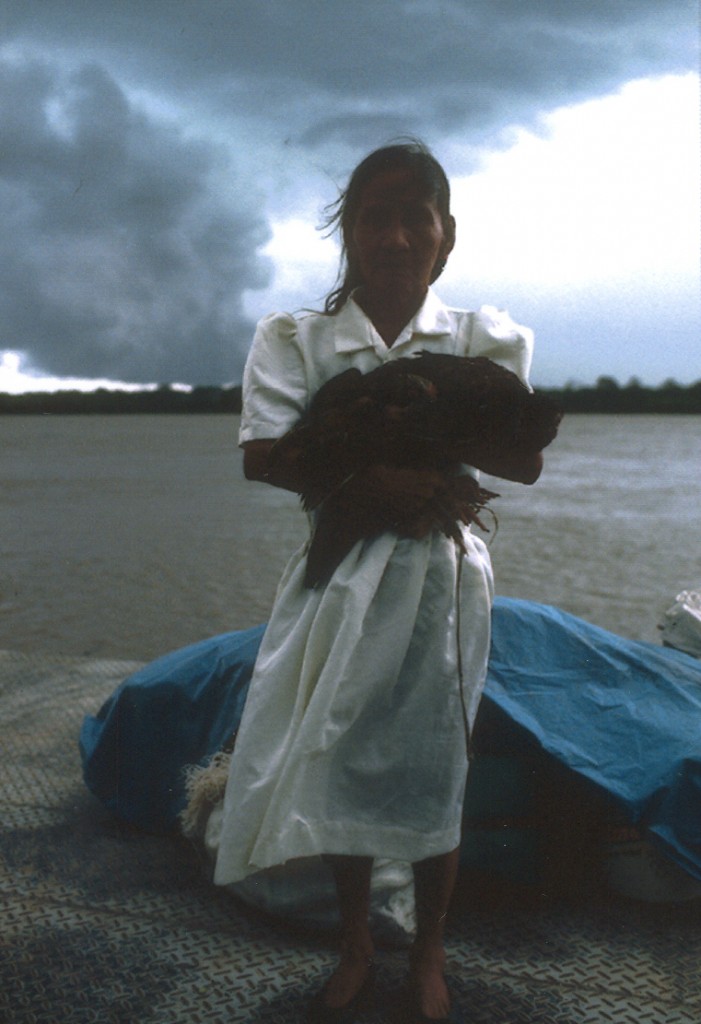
242;439;308;492
468;448;543;485
243;439;449;514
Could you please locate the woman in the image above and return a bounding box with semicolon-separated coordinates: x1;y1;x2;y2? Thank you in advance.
214;141;543;1023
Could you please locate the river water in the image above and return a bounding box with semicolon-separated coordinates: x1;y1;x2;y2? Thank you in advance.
2;414;700;661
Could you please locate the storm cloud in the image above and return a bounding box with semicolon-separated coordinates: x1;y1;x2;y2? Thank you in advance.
5;1;694;144
0;56;270;383
1;0;698;385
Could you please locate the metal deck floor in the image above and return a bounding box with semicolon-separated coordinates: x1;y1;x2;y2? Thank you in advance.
2;648;700;1024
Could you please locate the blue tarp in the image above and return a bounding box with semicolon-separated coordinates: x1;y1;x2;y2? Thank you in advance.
80;597;701;879
488;599;701;880
80;624;265;832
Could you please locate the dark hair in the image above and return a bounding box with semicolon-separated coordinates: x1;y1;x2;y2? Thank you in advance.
322;140;453;314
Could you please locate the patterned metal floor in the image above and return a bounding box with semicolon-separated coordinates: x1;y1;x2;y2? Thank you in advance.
2;648;700;1024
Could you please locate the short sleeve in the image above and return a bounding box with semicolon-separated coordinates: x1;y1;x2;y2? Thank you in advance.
468;306;534;389
238;313;309;445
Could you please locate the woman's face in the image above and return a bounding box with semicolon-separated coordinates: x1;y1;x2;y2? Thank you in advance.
350;167;455;306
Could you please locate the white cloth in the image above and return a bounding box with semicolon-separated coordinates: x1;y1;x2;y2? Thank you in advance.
214;290;533;885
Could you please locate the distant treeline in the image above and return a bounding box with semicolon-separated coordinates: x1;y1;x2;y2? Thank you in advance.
0;385;243;415
538;376;701;415
1;376;701;415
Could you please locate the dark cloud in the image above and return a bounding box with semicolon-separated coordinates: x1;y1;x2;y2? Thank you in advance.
0;0;697;385
4;0;695;146
0;57;271;384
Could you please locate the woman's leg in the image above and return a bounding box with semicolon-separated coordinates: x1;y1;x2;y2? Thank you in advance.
410;847;460;1019
320;854;375;1008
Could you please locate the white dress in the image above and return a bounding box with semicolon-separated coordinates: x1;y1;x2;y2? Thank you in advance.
214;289;533;885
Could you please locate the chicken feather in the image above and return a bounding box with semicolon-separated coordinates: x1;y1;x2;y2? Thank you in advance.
269;352;562;587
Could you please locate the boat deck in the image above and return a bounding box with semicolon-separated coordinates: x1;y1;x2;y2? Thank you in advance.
2;648;700;1023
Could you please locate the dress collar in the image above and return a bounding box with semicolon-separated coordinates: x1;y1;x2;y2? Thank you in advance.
333;288;452;356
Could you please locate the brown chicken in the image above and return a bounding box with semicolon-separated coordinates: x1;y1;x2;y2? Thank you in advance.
269;352;562;587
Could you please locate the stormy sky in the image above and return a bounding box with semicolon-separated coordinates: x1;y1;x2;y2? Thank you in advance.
1;0;698;388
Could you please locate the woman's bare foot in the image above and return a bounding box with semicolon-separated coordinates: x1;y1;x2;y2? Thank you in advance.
321;943;374;1010
320;854;375;1010
409;848;459;1019
409;945;451;1020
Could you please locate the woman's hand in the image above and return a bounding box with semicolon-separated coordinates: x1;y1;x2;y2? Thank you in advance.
356;464;446;501
481;449;543;485
347;462;445;503
339;464;452;539
244;441;448;503
460;447;543;484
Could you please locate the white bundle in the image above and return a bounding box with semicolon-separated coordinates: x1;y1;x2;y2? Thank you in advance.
659;590;701;659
